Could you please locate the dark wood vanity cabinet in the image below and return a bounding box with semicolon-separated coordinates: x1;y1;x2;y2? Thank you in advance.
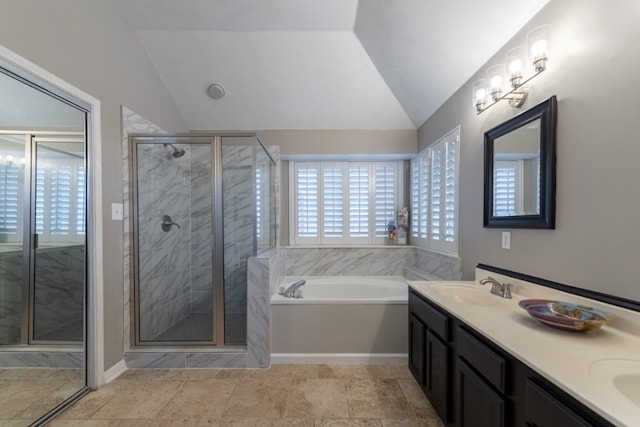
408;290;615;427
408;290;452;423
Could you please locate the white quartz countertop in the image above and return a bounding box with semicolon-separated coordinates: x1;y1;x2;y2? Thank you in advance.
408;275;640;427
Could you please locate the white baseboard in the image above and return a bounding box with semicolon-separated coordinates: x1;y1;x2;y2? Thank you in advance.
270;353;408;365
103;359;127;384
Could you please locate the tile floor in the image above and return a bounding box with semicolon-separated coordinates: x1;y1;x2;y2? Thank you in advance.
0;368;84;425
47;364;445;426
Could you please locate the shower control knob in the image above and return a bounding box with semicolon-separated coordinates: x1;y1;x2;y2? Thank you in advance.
161;215;181;232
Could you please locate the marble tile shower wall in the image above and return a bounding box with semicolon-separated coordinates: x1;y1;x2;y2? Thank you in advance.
137;144;192;340
222;145;254;345
189;145;213;314
0;250;22;345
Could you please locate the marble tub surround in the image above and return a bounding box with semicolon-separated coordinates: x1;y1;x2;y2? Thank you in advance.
279;246;461;283
408;269;640;427
51;364;443;426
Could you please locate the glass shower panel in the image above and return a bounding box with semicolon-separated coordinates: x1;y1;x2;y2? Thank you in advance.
135;141;215;342
221;136;256;345
0;135;26;345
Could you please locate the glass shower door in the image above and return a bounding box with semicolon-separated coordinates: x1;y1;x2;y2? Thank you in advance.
133;137;220;344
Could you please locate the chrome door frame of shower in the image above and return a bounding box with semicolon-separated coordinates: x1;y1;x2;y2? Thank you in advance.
129;133;257;347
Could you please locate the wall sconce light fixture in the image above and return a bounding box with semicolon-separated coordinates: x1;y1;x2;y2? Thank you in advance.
474;24;551;114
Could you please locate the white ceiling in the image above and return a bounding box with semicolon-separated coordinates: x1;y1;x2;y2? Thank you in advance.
112;0;551;130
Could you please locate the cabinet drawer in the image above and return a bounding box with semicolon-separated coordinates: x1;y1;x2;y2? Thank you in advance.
457;326;506;393
409;291;450;341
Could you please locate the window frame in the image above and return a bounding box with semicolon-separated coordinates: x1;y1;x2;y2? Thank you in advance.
290;160;403;246
411;126;460;255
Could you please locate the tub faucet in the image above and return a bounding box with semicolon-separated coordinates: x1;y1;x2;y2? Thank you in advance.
479;276;512;299
278;280;306;298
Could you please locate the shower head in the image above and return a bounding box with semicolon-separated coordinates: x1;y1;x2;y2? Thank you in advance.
164;143;186;158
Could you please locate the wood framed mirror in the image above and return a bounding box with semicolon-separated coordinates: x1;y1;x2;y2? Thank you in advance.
484;95;557;228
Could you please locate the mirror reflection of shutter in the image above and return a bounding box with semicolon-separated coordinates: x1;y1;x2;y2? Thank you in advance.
348;165;369;237
50;165;72;235
374;163;396;238
323;166;343;238
296;165;318;238
255;167;261;238
75;162;86;236
494;161;517;216
0;165;19;235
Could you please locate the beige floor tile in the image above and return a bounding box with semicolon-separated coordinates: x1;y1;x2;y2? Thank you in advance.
0;379;61;419
284;379;350;418
221;378;292;418
396;380;439;420
319;365;374;379
347;380;413;419
218;419;313;427
0;368;57;380
156;419;220;426
381;419;444;427
89;379;183;419
157;379;237;419
216;369;272;379
269;364;321;379
315;419;382;426
59;379;132;419
364;365;413;379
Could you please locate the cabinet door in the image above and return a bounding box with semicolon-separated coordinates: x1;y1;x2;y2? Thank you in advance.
426;330;450;423
408;313;426;386
458;360;505;427
524;378;595;427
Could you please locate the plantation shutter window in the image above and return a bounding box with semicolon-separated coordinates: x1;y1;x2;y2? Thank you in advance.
0;164;21;236
290;161;402;245
410;126;460;254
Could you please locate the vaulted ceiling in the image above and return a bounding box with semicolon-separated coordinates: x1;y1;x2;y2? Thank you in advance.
112;0;550;130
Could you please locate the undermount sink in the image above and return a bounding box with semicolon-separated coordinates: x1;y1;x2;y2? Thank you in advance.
430;284;505;307
589;359;640;408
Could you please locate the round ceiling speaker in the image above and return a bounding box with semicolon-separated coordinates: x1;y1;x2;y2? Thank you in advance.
207;83;225;100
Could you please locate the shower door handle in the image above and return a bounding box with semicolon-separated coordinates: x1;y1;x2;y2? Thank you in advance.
32;233;39;249
161;215;181;232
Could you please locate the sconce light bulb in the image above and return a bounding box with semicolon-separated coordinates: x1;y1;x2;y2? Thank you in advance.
490;75;503;89
20;157;26;164
509;59;523;74
6;155;15;163
531;39;548;58
475;88;487;102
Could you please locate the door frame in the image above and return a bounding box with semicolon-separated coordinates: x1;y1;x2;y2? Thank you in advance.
0;44;105;388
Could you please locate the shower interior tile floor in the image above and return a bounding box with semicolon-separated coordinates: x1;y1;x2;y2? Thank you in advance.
47;364;445;426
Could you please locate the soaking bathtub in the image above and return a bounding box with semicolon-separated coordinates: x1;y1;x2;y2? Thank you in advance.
271;276;409;363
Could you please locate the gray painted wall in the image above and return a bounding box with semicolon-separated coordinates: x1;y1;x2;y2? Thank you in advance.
417;0;640;301
0;0;188;370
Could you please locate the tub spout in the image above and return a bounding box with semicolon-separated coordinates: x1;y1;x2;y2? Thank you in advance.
278;280;306;298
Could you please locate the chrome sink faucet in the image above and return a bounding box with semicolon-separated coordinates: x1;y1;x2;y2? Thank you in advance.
479;276;512;299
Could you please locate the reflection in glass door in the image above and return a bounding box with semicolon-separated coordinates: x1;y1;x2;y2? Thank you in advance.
31;137;86;343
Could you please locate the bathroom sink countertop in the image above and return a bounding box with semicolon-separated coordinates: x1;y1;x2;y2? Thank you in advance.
408;278;640;427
